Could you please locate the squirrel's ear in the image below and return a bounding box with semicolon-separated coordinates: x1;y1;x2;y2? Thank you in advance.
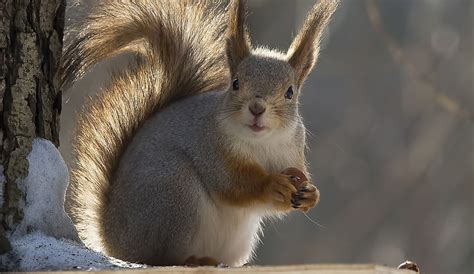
287;0;339;88
226;0;251;76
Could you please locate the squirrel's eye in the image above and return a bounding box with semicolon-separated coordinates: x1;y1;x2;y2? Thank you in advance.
232;78;239;91
285;86;294;99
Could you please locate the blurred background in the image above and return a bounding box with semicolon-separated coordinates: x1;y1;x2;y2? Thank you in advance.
62;1;473;273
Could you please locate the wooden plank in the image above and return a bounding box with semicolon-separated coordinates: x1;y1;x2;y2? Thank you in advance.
21;264;413;274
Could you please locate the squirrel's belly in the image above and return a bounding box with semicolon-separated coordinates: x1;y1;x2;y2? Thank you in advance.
188;195;262;266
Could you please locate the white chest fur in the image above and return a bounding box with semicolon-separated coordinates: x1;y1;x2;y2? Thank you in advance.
247;139;300;172
190;195;262;266
231;128;301;173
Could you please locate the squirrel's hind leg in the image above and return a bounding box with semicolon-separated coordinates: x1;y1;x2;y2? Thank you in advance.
103;156;204;266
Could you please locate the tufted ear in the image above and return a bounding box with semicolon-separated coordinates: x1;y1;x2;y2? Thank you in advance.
226;0;251;76
287;0;339;88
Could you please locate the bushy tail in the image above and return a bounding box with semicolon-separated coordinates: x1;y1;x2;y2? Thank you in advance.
62;0;229;251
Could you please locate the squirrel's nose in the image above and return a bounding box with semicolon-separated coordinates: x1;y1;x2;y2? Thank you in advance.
249;102;266;117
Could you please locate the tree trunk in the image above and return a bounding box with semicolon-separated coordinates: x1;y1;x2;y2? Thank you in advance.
0;0;65;254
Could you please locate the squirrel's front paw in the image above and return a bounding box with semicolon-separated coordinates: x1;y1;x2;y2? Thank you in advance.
282;167;320;213
291;182;320;213
266;174;298;210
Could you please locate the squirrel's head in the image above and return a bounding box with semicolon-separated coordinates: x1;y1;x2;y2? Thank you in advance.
218;0;338;142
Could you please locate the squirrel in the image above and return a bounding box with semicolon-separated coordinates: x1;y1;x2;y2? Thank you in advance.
62;0;339;267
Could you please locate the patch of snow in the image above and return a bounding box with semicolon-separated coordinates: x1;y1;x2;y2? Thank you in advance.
14;138;78;241
1;231;143;271
0;138;144;271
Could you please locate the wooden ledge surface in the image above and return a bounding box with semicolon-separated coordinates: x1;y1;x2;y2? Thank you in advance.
22;264;413;274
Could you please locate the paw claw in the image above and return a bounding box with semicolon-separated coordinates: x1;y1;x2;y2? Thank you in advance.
291;199;301;207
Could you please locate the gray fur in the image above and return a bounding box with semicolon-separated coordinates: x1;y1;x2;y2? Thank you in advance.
106;92;228;264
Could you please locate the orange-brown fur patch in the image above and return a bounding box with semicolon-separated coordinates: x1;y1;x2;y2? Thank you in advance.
221;154;271;206
220;153;298;211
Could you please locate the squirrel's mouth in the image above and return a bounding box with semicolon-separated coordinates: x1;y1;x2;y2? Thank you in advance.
248;124;266;132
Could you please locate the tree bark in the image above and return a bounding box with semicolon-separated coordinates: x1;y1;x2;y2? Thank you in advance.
0;0;65;253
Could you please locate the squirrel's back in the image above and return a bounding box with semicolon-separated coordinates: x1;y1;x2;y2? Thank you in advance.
62;1;229;252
